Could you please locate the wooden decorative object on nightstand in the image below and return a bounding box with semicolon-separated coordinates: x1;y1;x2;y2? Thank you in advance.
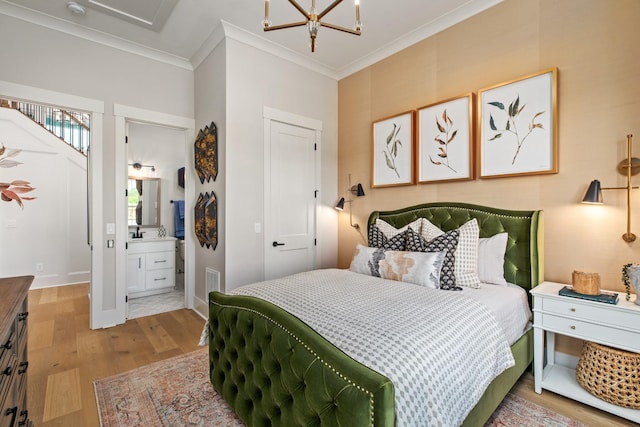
531;281;640;423
0;275;32;427
571;270;601;295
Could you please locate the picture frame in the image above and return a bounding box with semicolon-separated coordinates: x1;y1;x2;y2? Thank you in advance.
371;110;415;187
478;68;558;178
417;93;474;183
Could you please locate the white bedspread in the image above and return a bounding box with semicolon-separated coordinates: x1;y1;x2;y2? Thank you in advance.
461;282;532;345
229;268;515;426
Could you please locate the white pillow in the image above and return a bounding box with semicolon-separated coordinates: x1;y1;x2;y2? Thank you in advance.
349;244;447;289
375;218;422;238
420;217;482;288
478;233;509;286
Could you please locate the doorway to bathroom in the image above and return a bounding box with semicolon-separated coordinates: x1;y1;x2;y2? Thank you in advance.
114;104;195;323
125;121;186;318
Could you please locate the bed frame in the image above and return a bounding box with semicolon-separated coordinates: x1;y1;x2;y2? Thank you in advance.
209;202;543;426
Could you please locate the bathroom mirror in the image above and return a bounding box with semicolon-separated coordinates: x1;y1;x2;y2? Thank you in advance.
127;177;161;227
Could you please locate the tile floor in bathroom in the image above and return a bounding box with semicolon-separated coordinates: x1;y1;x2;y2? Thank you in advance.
127;272;185;319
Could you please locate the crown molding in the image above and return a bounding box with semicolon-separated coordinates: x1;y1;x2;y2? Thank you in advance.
336;0;503;79
189;21;226;70
0;1;193;71
214;21;340;80
192;1;502;81
0;0;502;80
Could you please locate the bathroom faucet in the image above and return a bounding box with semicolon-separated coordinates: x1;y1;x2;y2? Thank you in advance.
132;226;144;238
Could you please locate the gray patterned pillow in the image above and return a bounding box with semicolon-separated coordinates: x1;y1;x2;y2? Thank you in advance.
368;224;407;251
420;218;482;289
406;227;460;290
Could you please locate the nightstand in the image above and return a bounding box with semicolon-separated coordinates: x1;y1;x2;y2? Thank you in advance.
531;281;640;423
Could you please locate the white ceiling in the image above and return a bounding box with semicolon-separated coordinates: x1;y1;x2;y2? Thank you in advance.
0;0;502;79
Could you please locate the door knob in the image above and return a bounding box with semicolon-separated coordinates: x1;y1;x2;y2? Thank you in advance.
272;241;285;247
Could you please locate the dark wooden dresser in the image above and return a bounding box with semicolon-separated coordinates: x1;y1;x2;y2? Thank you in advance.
0;276;32;427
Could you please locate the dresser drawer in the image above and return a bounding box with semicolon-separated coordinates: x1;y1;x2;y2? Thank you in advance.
16;303;28;345
0;352;16;410
541;312;640;351
0;404;18;427
145;268;175;290
542;297;640;333
145;251;175;270
16;359;28;400
0;326;15;366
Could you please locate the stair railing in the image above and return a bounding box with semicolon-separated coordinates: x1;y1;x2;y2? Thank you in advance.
0;98;90;155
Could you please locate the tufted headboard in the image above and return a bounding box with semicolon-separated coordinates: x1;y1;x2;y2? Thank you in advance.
368;202;544;294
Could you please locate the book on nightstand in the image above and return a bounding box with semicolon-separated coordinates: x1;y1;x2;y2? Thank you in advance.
558;286;619;304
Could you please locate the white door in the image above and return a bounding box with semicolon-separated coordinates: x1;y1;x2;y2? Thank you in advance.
265;120;317;280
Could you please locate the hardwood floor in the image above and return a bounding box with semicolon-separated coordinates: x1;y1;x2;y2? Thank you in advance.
27;283;637;426
27;283;204;426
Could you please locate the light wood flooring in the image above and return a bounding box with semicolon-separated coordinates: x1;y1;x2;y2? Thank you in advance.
27;283;637;427
27;283;204;426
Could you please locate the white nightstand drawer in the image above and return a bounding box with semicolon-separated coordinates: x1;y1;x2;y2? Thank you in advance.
541;313;639;351
543;297;640;333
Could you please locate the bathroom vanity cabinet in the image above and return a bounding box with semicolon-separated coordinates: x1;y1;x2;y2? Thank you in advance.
127;238;176;298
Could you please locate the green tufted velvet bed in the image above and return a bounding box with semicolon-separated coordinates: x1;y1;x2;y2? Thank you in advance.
209;202;543;426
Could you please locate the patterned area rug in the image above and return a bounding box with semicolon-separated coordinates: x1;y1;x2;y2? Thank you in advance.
486;393;587;427
94;349;585;427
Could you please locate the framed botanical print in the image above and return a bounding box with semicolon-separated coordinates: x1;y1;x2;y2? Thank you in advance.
417;93;474;183
478;68;558;178
371;110;415;187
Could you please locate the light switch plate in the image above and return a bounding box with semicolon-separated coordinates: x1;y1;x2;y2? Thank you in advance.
106;223;115;234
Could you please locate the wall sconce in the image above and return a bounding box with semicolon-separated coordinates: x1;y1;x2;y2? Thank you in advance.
129;162;156;172
582;134;639;242
335;174;365;229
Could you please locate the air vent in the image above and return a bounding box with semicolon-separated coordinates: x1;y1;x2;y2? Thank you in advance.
77;0;178;32
205;268;220;302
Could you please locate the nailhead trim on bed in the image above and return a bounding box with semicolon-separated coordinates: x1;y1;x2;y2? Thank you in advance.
368;202;543;293
209;296;395;427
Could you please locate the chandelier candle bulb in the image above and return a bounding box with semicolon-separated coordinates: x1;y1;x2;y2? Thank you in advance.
571;270;601;295
264;0;270;27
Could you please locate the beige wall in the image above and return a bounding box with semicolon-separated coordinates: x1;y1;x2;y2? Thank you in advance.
338;0;640;289
337;0;640;355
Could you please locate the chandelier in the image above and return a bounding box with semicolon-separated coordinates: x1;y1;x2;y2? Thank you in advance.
263;0;361;52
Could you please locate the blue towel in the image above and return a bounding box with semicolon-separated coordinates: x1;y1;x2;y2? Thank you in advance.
177;199;184;219
174;200;185;239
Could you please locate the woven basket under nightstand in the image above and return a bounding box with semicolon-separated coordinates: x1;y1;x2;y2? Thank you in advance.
575;341;640;409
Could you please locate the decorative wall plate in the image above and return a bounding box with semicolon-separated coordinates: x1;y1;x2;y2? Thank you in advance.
194;191;217;250
194;122;218;183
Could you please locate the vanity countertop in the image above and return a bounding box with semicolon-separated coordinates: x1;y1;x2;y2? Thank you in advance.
128;236;177;243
